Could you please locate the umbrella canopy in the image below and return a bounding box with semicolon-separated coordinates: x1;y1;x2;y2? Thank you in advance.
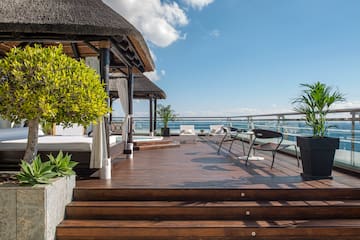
0;0;154;72
109;74;166;100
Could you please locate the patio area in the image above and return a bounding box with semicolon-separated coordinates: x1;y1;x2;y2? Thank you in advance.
77;136;360;189
57;136;360;240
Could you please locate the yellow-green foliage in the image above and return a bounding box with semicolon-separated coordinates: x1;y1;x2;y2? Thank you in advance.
0;45;109;126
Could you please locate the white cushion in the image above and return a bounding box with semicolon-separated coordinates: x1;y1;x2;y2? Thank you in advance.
0;127;44;141
0;135;91;151
185;129;194;134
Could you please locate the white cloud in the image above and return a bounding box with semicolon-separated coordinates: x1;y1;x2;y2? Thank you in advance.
144;69;166;81
103;0;188;47
179;105;294;117
144;71;160;82
334;100;360;108
149;49;157;62
182;0;214;10
210;29;220;38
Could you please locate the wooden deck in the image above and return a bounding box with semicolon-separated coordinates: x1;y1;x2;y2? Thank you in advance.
77;136;360;189
57;136;360;240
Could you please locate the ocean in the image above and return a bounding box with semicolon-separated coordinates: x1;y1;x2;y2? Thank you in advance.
131;119;360;152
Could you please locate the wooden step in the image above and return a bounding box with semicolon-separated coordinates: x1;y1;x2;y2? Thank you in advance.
66;200;360;220
73;188;360;201
56;219;360;240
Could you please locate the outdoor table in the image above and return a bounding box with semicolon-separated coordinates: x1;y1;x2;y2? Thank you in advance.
238;131;265;161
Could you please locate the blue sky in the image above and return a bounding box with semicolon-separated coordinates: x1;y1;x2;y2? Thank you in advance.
107;0;360;117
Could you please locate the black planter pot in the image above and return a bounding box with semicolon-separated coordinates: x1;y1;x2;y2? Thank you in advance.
161;127;170;137
296;136;339;180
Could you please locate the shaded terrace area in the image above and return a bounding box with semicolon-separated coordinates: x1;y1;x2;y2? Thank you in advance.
77;136;360;189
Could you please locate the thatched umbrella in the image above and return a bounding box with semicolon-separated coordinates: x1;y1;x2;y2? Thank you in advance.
0;0;154;72
109;75;166;100
109;74;166;136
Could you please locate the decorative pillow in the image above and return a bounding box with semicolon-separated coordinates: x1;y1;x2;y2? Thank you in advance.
185;129;193;134
215;128;223;134
181;129;194;134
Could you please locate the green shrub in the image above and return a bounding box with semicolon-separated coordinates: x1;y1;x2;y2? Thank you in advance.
16;156;57;185
48;151;78;177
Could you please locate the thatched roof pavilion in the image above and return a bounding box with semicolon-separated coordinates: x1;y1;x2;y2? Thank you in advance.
0;0;154;72
109;74;166;100
0;0;156;168
109;73;166;135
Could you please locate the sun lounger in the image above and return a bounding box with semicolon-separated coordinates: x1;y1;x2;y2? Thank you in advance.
209;125;224;136
179;125;197;143
0;128;121;178
180;125;196;135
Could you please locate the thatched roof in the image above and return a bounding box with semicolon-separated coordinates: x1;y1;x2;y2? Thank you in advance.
109;74;166;100
0;0;154;72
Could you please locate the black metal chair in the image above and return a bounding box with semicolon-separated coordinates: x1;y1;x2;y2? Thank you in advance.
245;129;300;168
229;129;246;155
217;127;245;154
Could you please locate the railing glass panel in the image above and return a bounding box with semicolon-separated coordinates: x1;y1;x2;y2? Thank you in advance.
112;108;360;172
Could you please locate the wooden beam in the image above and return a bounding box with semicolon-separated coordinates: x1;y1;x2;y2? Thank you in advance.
71;42;81;60
99;40;111;49
83;41;100;54
110;41;131;67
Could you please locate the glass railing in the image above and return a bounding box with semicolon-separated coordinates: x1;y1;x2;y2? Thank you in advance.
112;107;360;173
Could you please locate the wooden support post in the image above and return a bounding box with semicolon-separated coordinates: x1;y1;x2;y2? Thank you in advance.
154;99;157;134
127;66;134;158
109;98;113;132
99;40;111;179
149;97;153;136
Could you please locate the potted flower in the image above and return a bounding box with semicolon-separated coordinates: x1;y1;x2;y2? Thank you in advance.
292;82;345;179
157;104;177;137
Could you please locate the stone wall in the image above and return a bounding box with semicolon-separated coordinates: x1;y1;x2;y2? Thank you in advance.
0;175;75;240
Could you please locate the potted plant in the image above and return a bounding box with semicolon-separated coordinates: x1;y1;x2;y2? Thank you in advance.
157;104;177;137
292;82;345;179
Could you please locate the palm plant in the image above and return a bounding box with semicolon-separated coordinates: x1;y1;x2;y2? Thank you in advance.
292;82;345;137
157;104;177;128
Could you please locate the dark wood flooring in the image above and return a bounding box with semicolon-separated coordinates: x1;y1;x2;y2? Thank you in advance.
77;136;359;189
57;136;360;240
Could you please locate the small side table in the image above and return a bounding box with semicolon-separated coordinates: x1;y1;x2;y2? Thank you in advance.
238;131;264;161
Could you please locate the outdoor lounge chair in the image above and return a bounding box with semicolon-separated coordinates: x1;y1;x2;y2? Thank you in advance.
217;127;245;154
209;125;224;136
179;125;196;143
244;129;300;168
180;125;196;135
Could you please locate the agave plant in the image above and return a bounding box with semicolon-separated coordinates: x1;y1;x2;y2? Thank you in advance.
292;82;345;137
16;156;57;185
48;151;78;177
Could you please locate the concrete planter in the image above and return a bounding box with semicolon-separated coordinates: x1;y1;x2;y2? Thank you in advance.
0;175;75;240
